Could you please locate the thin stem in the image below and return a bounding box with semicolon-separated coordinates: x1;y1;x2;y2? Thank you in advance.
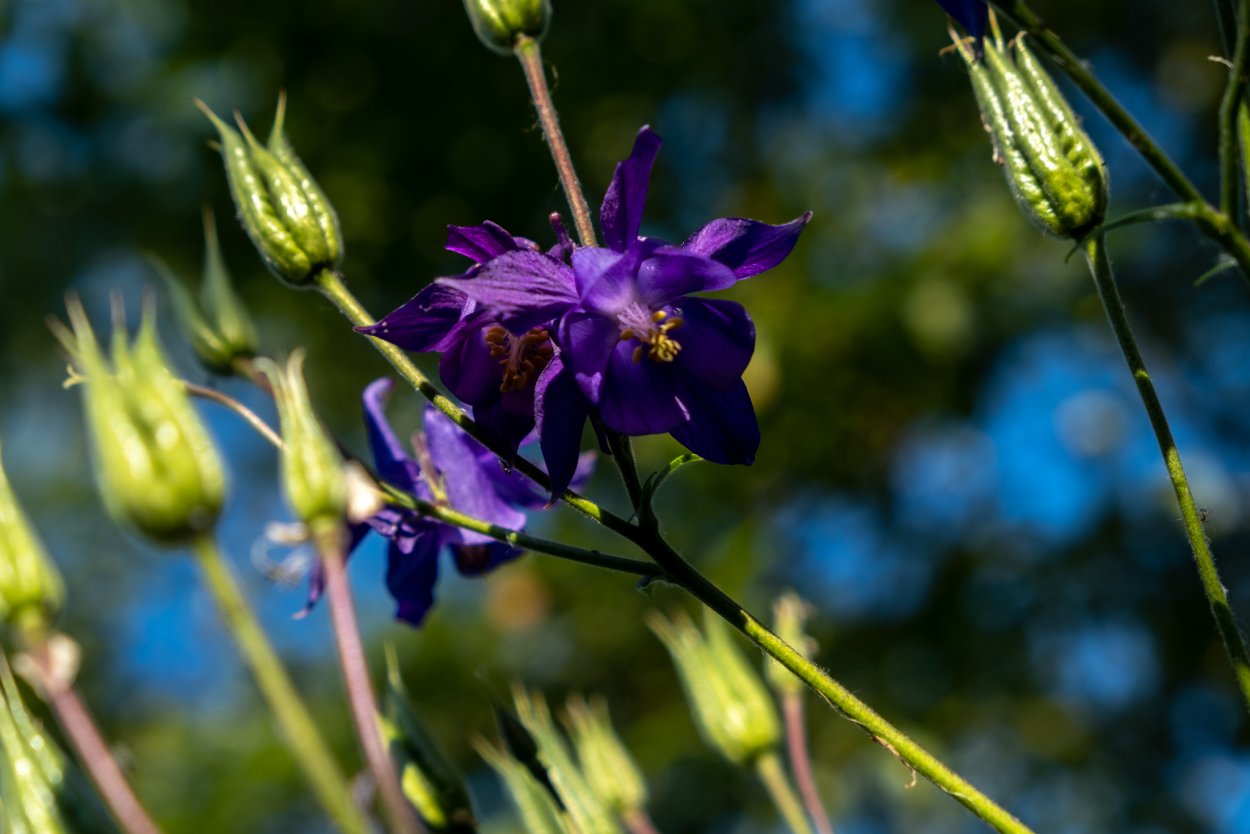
1219;0;1250;218
606;432;645;513
755;750;813;834
622;808;662;834
1084;237;1250;711
514;36;598;247
783;694;835;834
184;381;283;449
190;536;369;834
23;639;162;834
313;524;424;834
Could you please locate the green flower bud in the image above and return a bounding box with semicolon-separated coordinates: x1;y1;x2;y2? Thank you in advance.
0;444;64;635
151;209;259;376
197;98;343;286
463;0;551;55
513;686;621;834
378;647;475;832
474;738;567;834
564;695;647;817
765;592;816;697
955;28;1107;239
648;610;781;766
256;352;346;527
57;297;225;546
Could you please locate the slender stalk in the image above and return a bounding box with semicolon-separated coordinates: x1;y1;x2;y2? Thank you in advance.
514;36;598;247
606;432;645;513
1084;237;1250;711
755;750;813;834
313;524;424;834
622;809;662;834
1219;0;1250;218
22;638;162;834
783;694;835;834
189;535;369;834
184;381;283;449
1216;0;1239;58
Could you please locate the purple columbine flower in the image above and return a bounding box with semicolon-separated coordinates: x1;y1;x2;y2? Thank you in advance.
307;378;541;627
439;126;810;489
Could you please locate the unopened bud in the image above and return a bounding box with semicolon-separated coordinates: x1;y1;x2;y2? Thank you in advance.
474;738;565;834
564;695;647;817
197;96;343;286
56;297;225;546
463;0;551;55
955;26;1107;239
151;209;259;375
765;592;817;697
256;352;346;527
379;646;476;832
648;610;780;766
0;444;64;636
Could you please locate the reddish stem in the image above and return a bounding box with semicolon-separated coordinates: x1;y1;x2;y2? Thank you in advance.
784;693;835;834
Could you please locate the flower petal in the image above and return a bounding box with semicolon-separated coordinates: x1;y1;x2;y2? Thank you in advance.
423;405;528;531
668;379;760;465
387;531;442;627
471;397;535;462
600;126;663;252
635;247;737;306
934;0;987;40
535;354;590;497
445;221;523;263
598;341;689;435
450;541;522;577
558;309;619;403
438;320;502;407
362;379;423;490
680;212;812;279
357;284;476;353
438;249;577;332
672;298;755;388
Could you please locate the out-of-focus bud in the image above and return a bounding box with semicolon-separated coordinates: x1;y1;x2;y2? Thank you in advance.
378;646;476;832
564;695;647;818
648;610;781;766
256;352;346;528
151;209;259;375
765;592;816;697
954;26;1107;239
56;297;225;546
513;686;620;834
474;738;566;834
196;97;343;286
463;0;551;55
0;443;64;636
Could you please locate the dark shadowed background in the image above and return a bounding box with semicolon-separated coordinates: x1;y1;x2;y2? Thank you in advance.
1;0;1248;831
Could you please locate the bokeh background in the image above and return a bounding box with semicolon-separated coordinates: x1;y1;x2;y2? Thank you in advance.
2;0;1249;831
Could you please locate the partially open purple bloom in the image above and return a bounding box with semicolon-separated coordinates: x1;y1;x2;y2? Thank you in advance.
308;378;537;627
934;0;987;42
441;126;810;488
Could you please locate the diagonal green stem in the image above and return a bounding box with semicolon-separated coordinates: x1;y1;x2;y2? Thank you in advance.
1084;237;1250;711
1219;0;1250;219
756;750;813;834
190;535;369;834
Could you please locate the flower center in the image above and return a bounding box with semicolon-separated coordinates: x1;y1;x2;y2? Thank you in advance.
618;302;684;364
484;325;555;393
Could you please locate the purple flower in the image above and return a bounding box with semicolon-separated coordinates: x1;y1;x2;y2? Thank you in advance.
308;378;540;627
934;0;987;41
441;126;809;488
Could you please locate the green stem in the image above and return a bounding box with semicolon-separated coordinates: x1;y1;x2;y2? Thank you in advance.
190;536;369;834
514;36;598;248
1219;0;1250;218
1084;237;1250;711
606;432;645;513
755;750;813;834
184;381;283;449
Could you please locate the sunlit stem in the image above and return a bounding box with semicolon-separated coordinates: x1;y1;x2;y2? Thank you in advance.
755;750;813;834
183;381;283;449
18;630;163;834
783;694;835;834
1083;236;1250;711
514;35;598;248
189;535;369;834
312;522;425;834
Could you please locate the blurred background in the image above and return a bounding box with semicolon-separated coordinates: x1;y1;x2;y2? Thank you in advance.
2;0;1249;831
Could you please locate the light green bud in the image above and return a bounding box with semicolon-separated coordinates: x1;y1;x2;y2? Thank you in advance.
648;610;781;766
765;592;816;696
0;444;64;634
197;98;343;286
564;695;647;817
955;28;1107;239
463;0;551;55
151;209;259;376
256;352;346;527
378;646;476;832
57;296;225;546
474;738;567;834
